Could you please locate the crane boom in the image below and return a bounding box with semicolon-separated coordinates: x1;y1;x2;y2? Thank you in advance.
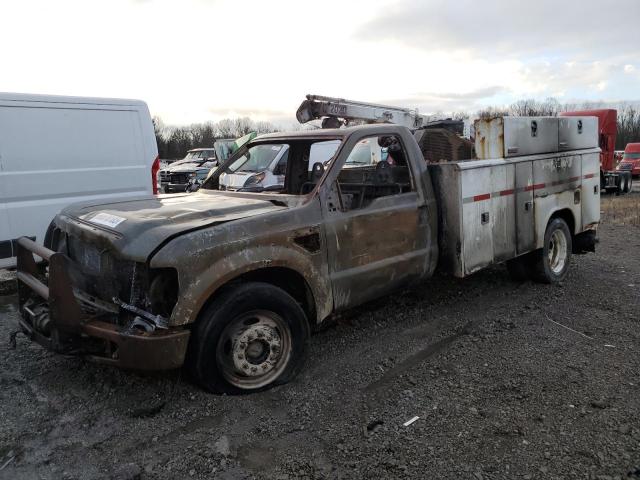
296;94;429;129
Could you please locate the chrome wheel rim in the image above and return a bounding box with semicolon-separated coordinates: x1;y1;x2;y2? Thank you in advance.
216;310;292;390
548;230;568;275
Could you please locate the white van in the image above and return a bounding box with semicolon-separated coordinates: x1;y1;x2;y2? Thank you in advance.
219;139;342;192
0;92;159;268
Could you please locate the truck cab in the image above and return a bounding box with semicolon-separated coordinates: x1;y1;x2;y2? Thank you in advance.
560;109;633;194
617;143;640;177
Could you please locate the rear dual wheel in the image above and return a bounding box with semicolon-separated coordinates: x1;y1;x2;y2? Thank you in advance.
622;174;633;194
507;218;572;284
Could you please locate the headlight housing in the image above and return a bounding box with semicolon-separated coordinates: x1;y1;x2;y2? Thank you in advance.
244;171;266;187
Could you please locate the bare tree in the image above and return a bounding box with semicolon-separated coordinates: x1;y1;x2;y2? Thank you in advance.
476;106;510;119
471;98;640;150
509;98;560;116
154;116;280;159
617;105;640;149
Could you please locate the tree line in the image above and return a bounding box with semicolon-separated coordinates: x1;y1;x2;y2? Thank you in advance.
153;117;278;159
475;98;640;150
154;98;640;158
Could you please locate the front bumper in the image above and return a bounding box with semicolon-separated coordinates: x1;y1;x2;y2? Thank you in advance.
617;164;640;176
162;182;189;193
15;237;189;370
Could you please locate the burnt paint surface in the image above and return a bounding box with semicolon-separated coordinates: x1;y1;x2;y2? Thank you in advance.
49;125;439;329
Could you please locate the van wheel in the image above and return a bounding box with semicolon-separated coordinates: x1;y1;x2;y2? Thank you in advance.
187;282;309;394
506;255;532;281
532;218;572;284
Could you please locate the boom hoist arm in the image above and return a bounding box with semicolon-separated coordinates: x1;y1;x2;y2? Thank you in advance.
296;94;429;129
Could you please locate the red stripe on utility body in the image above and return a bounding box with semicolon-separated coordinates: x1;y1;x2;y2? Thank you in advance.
473;193;491;202
525;183;545;192
499;189;515;196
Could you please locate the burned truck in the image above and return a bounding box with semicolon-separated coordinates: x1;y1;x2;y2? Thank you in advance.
15;117;600;393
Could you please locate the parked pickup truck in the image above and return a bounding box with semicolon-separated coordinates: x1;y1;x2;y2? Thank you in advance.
159;148;218;193
14;119;600;393
617;143;640;178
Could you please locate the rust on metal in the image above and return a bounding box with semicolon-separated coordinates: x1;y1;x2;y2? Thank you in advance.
15;236;189;370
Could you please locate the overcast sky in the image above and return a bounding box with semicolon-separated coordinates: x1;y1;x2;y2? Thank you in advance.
2;0;639;126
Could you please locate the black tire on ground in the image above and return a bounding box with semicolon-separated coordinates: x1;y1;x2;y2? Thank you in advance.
506;254;532;281
186;282;310;394
623;173;632;194
532;218;572;284
620;175;628;194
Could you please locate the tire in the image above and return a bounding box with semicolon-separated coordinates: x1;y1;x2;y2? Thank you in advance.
187;282;310;394
506;254;532;281
532;218;572;284
620;175;628;194
623;174;632;194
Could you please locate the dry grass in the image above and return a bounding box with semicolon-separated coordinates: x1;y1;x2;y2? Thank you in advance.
600;189;640;226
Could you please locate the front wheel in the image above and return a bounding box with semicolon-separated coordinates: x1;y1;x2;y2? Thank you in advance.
187;282;310;394
532;218;572;284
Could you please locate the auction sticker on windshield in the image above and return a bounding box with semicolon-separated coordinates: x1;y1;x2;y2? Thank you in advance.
90;212;126;228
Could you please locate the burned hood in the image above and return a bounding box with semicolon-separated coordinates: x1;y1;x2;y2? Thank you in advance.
56;191;286;261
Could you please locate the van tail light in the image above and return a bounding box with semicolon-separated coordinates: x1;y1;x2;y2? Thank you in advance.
151;156;160;194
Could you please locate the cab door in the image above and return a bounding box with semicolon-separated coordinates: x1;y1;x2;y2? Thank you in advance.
320;132;430;310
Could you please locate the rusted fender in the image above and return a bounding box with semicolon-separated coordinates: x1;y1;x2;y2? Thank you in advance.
149;207;332;327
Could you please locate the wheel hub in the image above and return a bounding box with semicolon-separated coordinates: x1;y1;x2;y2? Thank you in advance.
231;323;282;377
548;230;568;274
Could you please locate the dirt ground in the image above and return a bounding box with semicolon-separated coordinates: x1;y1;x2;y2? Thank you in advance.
1;191;639;480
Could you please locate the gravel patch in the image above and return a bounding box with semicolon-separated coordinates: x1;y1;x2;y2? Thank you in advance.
0;195;639;479
0;269;16;296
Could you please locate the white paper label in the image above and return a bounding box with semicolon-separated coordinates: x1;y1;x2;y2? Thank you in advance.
91;212;126;228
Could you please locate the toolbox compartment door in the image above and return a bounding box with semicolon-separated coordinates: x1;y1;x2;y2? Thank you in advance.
460;167;495;274
581;151;600;228
558;117;598;151
515;161;535;254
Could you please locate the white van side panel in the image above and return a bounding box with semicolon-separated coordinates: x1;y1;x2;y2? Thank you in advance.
0;95;157;267
0;171;9;260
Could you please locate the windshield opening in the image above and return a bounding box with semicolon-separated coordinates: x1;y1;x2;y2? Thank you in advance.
228;144;285;173
202;138;342;195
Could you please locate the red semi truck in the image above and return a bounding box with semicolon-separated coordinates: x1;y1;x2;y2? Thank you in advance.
561;109;633;194
617;143;640;178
